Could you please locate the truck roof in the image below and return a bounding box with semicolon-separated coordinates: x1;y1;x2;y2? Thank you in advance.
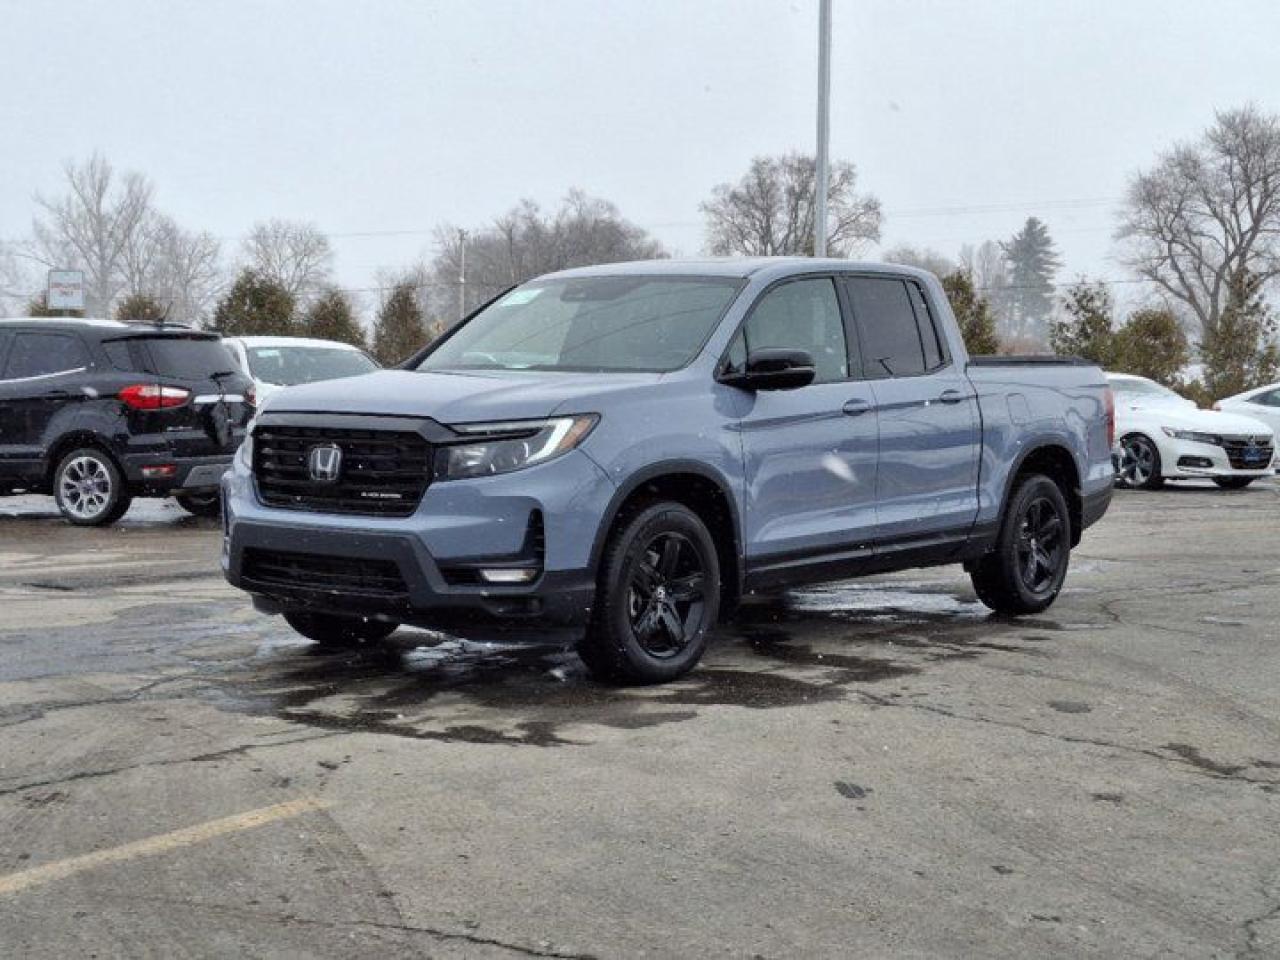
228;335;367;351
540;257;937;284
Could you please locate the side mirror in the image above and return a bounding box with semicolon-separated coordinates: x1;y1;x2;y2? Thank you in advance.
718;348;816;391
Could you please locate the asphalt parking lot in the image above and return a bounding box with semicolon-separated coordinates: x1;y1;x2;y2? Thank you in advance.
2;484;1280;958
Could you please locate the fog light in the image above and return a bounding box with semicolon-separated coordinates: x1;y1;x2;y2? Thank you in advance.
141;464;177;479
479;568;538;584
1177;456;1214;469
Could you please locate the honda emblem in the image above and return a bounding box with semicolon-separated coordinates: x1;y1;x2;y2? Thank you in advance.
308;444;343;484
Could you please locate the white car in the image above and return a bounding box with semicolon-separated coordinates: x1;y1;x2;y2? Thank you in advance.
1108;373;1275;490
1214;382;1280;470
223;336;380;403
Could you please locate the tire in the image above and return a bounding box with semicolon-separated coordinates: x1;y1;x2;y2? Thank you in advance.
1116;433;1164;490
283;611;399;647
579;501;721;684
970;473;1071;615
1214;476;1256;490
175;492;222;517
53;447;132;527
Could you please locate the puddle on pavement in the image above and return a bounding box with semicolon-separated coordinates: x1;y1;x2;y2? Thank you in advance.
203;580;1056;746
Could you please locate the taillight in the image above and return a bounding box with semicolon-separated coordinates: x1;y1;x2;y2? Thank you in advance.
1104;386;1116;448
119;384;191;410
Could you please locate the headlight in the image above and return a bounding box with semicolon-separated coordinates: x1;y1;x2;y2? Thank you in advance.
1162;427;1222;445
435;415;599;481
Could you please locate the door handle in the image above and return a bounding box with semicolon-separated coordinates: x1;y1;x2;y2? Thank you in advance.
842;399;872;416
938;389;966;405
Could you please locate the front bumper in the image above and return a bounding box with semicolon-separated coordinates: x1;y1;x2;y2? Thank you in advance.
1155;435;1275;479
221;448;614;629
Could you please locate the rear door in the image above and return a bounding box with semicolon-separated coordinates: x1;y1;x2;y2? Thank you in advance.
105;334;253;458
843;275;980;555
730;276;880;571
0;330;94;478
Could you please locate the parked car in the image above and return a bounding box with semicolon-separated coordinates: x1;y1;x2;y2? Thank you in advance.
222;336;380;403
1109;372;1275;489
222;259;1115;683
0;318;254;525
1214;382;1280;470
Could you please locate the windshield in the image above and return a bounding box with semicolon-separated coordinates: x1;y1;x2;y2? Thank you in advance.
417;276;743;373
1108;376;1185;402
246;345;379;385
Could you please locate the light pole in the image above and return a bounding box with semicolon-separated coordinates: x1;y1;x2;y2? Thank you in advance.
814;0;832;258
457;229;468;323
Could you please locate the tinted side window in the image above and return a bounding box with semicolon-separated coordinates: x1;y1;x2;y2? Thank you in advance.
846;277;926;378
740;278;849;383
2;333;90;379
1251;389;1280;408
907;282;948;369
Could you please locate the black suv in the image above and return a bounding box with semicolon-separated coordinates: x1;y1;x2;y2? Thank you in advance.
0;319;254;525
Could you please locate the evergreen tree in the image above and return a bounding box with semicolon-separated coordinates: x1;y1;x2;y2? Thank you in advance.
1199;271;1280;400
115;293;167;324
941;270;1000;355
211;269;295;337
304;287;367;349
372;282;427;365
1050;280;1114;365
1110;308;1189;388
1002;217;1061;336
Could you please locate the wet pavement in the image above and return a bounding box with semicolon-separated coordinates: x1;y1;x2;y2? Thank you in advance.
2;485;1280;957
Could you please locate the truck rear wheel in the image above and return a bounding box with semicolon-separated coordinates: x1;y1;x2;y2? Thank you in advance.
284;611;399;647
970;473;1071;615
579;501;720;684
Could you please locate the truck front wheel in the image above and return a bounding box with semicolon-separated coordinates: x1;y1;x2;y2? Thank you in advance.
970;474;1071;615
283;611;399;647
579;501;721;684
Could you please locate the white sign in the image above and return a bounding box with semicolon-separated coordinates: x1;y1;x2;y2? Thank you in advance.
47;270;85;311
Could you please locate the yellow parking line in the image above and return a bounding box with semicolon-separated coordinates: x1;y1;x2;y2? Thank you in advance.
0;796;326;896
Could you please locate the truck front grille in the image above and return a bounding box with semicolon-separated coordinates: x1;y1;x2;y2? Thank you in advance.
253;424;431;517
241;549;409;605
1221;436;1274;470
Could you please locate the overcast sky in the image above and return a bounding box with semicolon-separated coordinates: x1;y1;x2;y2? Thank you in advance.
4;0;1280;306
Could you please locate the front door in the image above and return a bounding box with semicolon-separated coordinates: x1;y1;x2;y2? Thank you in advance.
842;275;980;556
728;277;880;574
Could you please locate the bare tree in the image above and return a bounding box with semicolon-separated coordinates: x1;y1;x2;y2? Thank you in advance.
1117;105;1280;337
241;219;334;305
27;153;154;316
701;153;881;257
0;240;29;312
960;240;1016;339
428;191;666;320
119;214;222;324
882;244;956;277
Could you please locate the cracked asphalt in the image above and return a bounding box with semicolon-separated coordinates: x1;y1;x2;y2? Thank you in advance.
2;484;1280;958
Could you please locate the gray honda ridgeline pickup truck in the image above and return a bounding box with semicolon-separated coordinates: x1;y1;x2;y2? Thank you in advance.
222;258;1114;683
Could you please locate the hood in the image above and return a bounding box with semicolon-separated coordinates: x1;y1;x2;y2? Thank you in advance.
260;368;664;423
1149;404;1274;437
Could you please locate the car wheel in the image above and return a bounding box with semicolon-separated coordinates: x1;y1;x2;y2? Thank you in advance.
970;473;1071;615
175;492;222;517
1116;434;1164;490
579;501;720;684
283;611;399;647
54;448;132;527
1213;476;1256;490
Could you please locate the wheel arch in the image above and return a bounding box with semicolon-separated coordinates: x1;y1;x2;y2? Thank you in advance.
43;432;122;492
1001;442;1084;547
589;460;743;615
